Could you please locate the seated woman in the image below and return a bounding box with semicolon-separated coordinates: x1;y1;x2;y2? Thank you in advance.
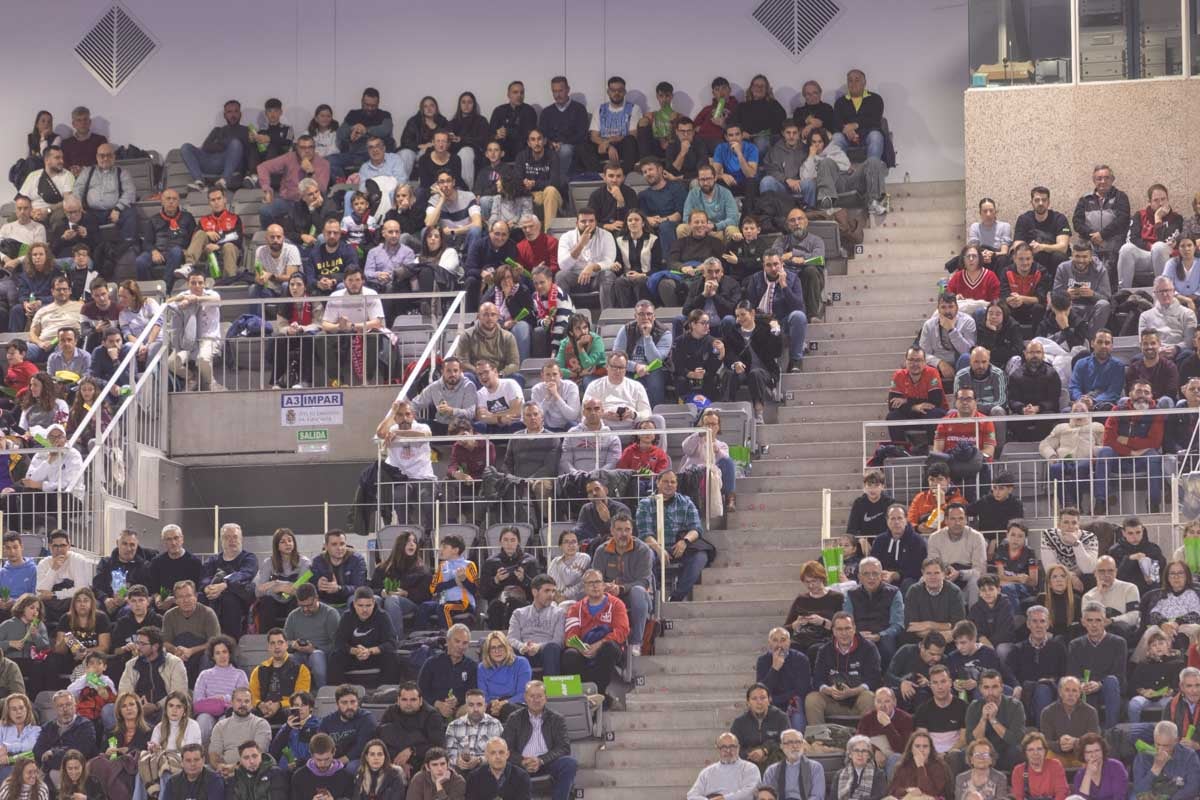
134;691;201;799
672;310;724;404
11;243;57;334
269;691;319;769
254;527;311;631
1138;560;1200;658
64;377;110;454
476;631;532;723
271;274;322;390
191;635;248;741
954;737;1007;800
548;530;591;603
0;596;49;699
834;734;886;800
0;694;40;781
885;730;950;800
17;371;68;433
613;210;662;308
617;419;672;475
784;561;843;661
945;244;1000;313
1009;731;1067;800
370;529;432;637
969;198;1013;273
1129;630;1184;722
57;748;104;800
1162;234;1200;312
48;587;111;690
0;759;48;800
680;407;738;513
116;280;162;368
479;526;538;631
973;301;1024;372
415;225;461;293
555;312;606;389
721;300;782;423
87;690;151;795
1071;731;1128;800
486;263;535;364
1022;564;1080;644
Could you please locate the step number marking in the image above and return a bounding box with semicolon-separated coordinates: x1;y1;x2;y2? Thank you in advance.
662;620;674;631
831;292;842;302
855;244;864;255
605;731;615;742
634;675;646;686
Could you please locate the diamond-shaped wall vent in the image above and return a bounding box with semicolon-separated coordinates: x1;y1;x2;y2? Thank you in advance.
753;0;841;57
74;3;158;95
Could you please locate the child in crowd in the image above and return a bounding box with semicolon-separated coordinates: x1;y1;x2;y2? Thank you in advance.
967;574;1016;663
721;214;768;285
636;81;679;159
1129;630;1185;722
67;651;116;736
943;619;1010;702
907;462;964;534
993;520;1039;611
846;470;896;539
254;98;294;160
421;535;478;630
341;191;378;256
839;535;863;584
966;471;1024;546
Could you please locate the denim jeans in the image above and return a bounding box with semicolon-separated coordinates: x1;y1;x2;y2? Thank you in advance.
1093;446;1164;503
667;549;706;601
715;455;737;495
624;585;650;644
784;309;809;361
1128;694;1171;722
180;138;245;184
1087;674;1122;728
832;129;884;161
135;245;184;281
1050;460;1092;507
555;144;575;180
528;642;564;677
293;649;328;688
510;320;531;363
758;176;816;208
259;197;295;230
531;755;578;800
381;594;419;638
636;368;667;408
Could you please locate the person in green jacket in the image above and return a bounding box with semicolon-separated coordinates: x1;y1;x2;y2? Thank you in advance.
228;741;282;800
555;312;607;386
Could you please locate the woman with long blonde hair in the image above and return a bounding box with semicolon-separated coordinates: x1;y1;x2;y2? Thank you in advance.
476;631;531;722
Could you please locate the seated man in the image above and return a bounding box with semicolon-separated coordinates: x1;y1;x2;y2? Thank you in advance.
74;143;138;245
555;207;619;304
290;733;352;799
681;257;741;337
199;522;257;638
460;303;522;384
912;665;967;758
310;528;367;608
927;503;987;606
1013;186;1072;274
804;612;881;725
870;503;928;589
446;689;504;774
744;250;808;374
418;624;478;720
1053;238;1113;340
1039;675;1098;770
424;171;483;257
807;127;888;214
918;292;977;384
161;579;220;683
582;76;640;174
18;145;74;224
539;76;589;178
928;388;997;493
662;210;725;307
358;398;435;533
473;357;525;434
1129;720;1200;800
965;669;1026;770
844;556;904;667
1117;183;1182;291
573;478;630;544
885;631;945;713
903;558;965;647
1006;604;1066;725
887;346;948;442
502;681;578;800
304;217;359;294
349;137;408;209
1000;243;1051;331
32;691;97;773
1143;277;1198;361
507;575;566;676
363;219;417;298
846;471;896;541
115;625;188;725
329;587;398;686
559;401;620;474
758;120;808;203
832;69;887;164
530;361;580;432
142;525;204;614
636;156;688;255
855;687;912;767
682;165;740;240
48;195;99;278
583;352;651;426
589;161;639;236
162;743;224;800
184;186;243;282
208;688;272;779
467;738;531;800
377;682;445;773
954;346;1008;443
1080;555;1141;648
135;189;195;282
1066;602;1128;729
283;179;340;253
1107;518;1166;599
331;88;396;178
489;81;538;165
164;272;221;391
180;99;256;190
686;733;760;800
779;208;826;322
710;123;759;195
756;627;812;731
761;730;825;799
1039;507;1098;593
611;302;672;409
410;356;477;436
562;570;628;699
249;627;312;725
503;403;561;479
1006;340;1062;441
283;582;340;688
253;223;301;300
591;512;654;657
512;129;563;232
731;683;789;769
945;619;1012;699
463;221;519;312
1094;380;1166;513
92;528;154;619
1126;328;1179;408
26;274;82;363
1070;329;1125;411
257;133;331;228
317;685;378;771
638;471;707;603
320;268;395;386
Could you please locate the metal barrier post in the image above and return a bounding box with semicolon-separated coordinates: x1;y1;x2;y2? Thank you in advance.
213;505;220;553
323;502;329;534
656;493;666;607
704;427;714;531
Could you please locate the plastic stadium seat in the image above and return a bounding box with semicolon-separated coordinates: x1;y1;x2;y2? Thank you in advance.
436;523;479;553
569;182;602;211
235;634;270;671
483;522;535;554
115;157;157;198
376;524;425;556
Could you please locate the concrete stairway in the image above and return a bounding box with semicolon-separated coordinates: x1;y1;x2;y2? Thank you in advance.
573;180;967;800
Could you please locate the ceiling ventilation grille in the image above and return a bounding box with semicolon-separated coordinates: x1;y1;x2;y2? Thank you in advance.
74;3;158;95
752;0;841;57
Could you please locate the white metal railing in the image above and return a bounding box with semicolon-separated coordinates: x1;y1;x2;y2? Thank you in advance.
393;291;467;404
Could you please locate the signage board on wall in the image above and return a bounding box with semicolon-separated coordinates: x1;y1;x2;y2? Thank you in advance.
280;392;344;427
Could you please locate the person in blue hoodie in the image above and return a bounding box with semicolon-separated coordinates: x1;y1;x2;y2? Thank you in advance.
269;690;319;768
476;631;533;721
310;530;368;608
290;732;355;800
317;684;377;773
869;504;928;591
0;533;38;619
328;587;398;687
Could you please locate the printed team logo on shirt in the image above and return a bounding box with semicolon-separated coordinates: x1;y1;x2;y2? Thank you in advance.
486;397;511;413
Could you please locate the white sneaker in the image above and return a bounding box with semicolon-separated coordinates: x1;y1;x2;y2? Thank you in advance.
868;199;887;217
754;412;765;425
174;264;193;278
186;180;205;192
630;645;641;657
214;178;228;190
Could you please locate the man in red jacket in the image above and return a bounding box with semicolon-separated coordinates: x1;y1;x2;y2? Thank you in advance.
183;187;243;280
1095;380;1165;513
561;569;628;701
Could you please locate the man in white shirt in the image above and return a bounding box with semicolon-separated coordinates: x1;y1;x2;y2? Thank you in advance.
18;146;74;223
474;358;524;434
27;275;83;363
1140;277;1197;359
0;196;47;290
686;733;760;800
530;361;580;431
252;224;301;299
1081;555;1141;646
32;525;92;625
555;208;617;301
583;352;650;428
320;267;394;386
166;272;222;391
357;399;435;539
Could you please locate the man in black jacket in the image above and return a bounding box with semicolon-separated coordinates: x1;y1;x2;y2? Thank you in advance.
328;587;398;687
512;129;563;232
831;69;885;161
466;737;531;800
1006;340;1063;441
501;681;576;800
729;683;789;768
135;189;195;282
1072;165;1131;287
92;528;156;617
489;81;538;164
180;100;257;191
33;691;98;770
681;257;742;335
284;179;341;254
378;682;445;771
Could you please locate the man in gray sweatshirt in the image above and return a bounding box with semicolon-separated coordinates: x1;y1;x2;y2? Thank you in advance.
502;403;561;478
410;356;476;435
1053;239;1113;340
74;143;138;243
282;584;340;688
758;121;809;203
590;513;654;652
918;292;977;384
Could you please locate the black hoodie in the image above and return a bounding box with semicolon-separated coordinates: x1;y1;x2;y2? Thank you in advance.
333;604;397;656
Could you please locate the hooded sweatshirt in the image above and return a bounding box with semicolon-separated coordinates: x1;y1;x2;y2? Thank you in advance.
228;753;277;800
869;526;928;583
317;708;377;762
291;757;353;800
332;606;397;658
378;701;445;765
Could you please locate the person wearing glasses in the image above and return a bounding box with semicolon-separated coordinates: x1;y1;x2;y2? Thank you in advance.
761;729;824;798
834;734;886;800
686;732;759;800
955;737;1007;800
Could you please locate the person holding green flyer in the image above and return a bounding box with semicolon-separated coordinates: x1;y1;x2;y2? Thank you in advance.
93;529;155;619
1130;719;1200;800
253;528;311;630
1130;630;1185;723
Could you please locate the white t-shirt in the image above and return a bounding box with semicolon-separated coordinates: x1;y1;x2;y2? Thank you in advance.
477;378;523;417
254;243;302;278
384;421;435;480
324;287;384;325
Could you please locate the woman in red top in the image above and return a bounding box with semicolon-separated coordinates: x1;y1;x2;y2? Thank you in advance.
1011;731;1069;800
617;419;671;474
947;244;1001;303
